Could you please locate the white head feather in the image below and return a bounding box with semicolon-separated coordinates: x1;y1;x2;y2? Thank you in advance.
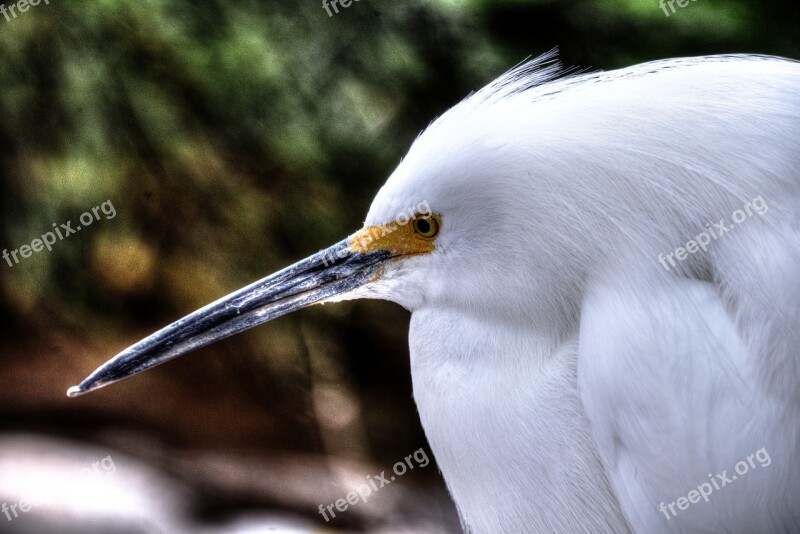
358;52;800;532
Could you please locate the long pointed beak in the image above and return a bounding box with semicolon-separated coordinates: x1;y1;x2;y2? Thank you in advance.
67;239;389;397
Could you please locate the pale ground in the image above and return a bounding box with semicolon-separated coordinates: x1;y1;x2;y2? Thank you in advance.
0;434;460;533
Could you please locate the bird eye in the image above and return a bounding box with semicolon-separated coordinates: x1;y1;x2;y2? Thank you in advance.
413;217;439;239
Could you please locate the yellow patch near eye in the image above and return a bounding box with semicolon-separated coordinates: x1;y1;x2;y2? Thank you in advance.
348;215;440;256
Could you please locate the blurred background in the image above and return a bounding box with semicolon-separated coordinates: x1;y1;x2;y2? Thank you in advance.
0;0;797;532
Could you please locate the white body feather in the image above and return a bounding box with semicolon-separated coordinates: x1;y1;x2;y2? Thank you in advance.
359;54;800;532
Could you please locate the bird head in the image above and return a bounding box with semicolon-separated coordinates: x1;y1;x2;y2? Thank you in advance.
67;52;570;397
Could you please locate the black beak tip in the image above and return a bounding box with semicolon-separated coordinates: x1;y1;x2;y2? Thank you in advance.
66;385;85;398
66;376;109;397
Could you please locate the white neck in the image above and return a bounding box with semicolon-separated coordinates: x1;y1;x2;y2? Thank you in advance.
409;309;630;533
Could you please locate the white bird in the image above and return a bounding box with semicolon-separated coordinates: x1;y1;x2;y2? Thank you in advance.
68;52;800;533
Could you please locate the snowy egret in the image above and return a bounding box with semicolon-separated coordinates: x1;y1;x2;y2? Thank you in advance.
69;52;800;532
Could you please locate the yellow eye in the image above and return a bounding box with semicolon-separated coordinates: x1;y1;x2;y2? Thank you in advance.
413;217;439;239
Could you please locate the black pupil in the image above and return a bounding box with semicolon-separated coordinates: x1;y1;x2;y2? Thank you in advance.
416;219;431;234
